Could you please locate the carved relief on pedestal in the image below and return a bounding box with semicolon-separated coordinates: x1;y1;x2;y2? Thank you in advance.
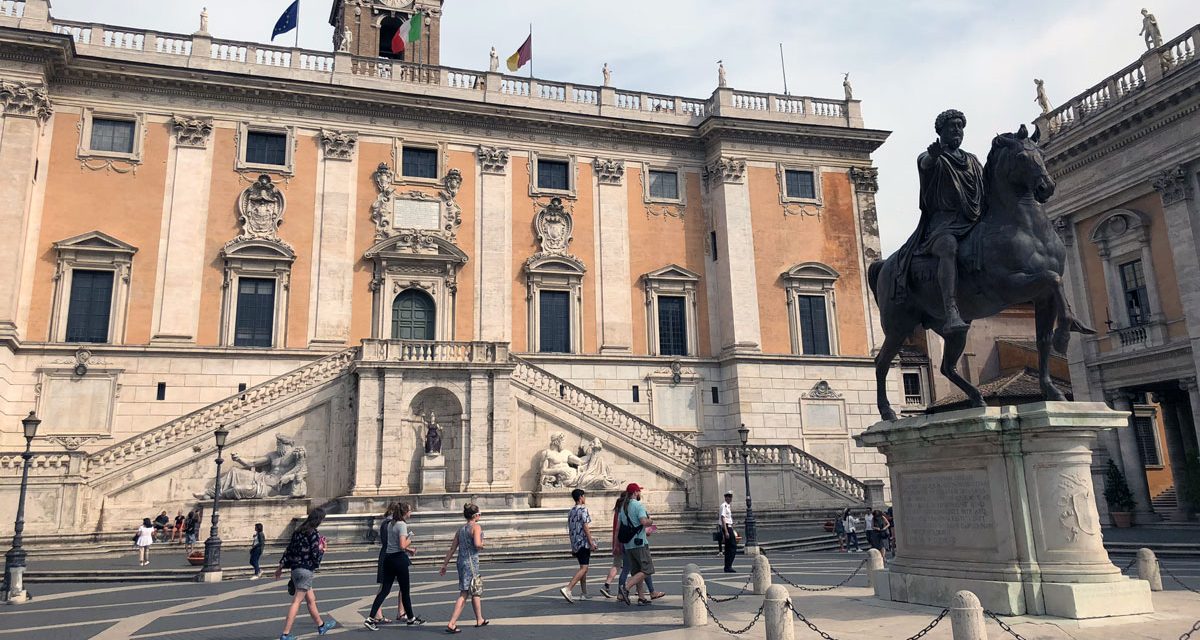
0;81;53;123
594;157;625;185
171;115;214;148
319;129;358;161
1056;471;1099;542
476;145;510;174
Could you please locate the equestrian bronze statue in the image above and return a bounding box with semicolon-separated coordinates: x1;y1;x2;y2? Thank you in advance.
869;110;1094;421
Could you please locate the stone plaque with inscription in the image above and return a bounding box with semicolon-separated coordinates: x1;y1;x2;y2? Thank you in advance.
393;198;440;231
897;469;996;550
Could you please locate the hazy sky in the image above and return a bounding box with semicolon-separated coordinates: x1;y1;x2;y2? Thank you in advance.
50;0;1197;252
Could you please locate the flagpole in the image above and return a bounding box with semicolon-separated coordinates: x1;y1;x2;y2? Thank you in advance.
528;23;533;79
294;0;300;49
779;43;789;95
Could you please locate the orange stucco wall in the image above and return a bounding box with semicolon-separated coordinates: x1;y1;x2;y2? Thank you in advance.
350;142;392;343
29;112;169;343
747;167;868;356
626;167;711;356
448;149;477;342
1145;400;1176;499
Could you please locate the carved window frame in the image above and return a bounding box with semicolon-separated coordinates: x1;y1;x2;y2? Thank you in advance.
642;164;687;205
782;262;840;356
641;265;700;356
392;137;448;186
777;162;823;205
1089;209;1162;327
49;231;138;345
529;151;578;199
525;254;586;353
235;122;296;175
77;107;145;164
219;241;295;348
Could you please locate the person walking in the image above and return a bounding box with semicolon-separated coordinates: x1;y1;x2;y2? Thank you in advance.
870;509;890;559
834;512;847;552
842;509;861;552
599;491;626;599
171;510;185;543
559;488;598;603
275;508;337;640
365;502;423;629
439;504;487;633
183;510;199;554
719;491;737;573
618;483;657;606
134;517;155;566
249;522;266;579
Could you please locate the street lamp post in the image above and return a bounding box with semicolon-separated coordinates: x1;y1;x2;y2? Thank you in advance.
736;423;758;554
199;426;229;582
3;411;41;603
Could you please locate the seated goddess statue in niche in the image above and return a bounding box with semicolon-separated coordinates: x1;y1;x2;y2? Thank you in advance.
195;433;308;500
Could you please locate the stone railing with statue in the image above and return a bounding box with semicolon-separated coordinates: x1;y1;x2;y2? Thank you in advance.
510;357;698;470
84;347;358;481
1040;22;1200;138
33;13;862;130
697;444;866;503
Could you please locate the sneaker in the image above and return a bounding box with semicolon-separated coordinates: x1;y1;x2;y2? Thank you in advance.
559;587;575;603
280;635;296;640
364;618;379;631
317;620;337;635
600;585;612;598
249;574;261;581
406;617;426;626
578;592;590;601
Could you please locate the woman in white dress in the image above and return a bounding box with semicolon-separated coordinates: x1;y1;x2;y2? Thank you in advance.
135;517;155;566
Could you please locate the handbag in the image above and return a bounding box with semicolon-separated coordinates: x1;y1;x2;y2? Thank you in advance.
467;555;483;596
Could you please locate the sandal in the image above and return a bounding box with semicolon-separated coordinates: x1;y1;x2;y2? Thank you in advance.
637;597;653;606
475;620;490;627
650;591;666;600
445;626;462;634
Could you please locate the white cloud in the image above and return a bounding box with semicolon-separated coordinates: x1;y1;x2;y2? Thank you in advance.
49;0;1198;252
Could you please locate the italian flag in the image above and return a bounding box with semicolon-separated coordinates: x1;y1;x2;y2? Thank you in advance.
391;10;423;55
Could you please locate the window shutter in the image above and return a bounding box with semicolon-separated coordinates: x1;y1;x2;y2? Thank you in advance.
65;270;114;343
539;290;571;353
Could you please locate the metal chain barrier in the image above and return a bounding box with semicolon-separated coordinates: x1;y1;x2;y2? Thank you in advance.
708;573;754;602
984;611;1030;640
1160;560;1200;596
1177;619;1200;640
1120;555;1138;572
696;588;765;635
784;601;948;640
770;558;868;592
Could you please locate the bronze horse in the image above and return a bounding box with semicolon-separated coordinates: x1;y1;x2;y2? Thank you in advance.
868;125;1094;421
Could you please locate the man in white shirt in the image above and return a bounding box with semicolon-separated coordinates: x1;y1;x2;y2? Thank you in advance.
719;491;737;572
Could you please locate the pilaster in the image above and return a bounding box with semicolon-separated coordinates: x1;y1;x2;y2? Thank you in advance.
308;130;359;346
463;371;491;491
475;145;512;343
705;155;761;353
0;80;52;344
1153;164;1200;380
489;369;513;490
1105;390;1158;521
349;369;384;495
150;116;215;343
849;166;884;353
595;158;632;353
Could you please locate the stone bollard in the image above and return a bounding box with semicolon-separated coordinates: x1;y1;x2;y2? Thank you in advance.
684;562;701;580
764;585;794;640
949;590;986;640
1137;548;1163;591
752;553;772;595
866;548;885;589
683;570;707;627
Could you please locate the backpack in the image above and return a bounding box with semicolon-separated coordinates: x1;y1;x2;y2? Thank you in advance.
616;503;644;545
834;518;845;534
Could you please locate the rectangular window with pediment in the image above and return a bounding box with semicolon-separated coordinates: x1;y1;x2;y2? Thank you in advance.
539;290;571;353
65;270;114;344
797;295;830;355
657;295;688;356
1119;259;1149;326
233;277;276;347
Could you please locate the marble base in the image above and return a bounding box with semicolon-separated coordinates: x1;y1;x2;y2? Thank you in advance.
530;488;623;508
196;569;223;583
420;454;446;494
857;402;1154;619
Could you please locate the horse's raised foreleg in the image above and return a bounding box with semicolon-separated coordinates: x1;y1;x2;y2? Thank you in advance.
875;331;907;421
1049;275;1095;353
939;329;984;408
1036;297;1068;401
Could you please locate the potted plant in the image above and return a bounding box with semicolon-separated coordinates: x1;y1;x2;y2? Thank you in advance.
1104;460;1137;527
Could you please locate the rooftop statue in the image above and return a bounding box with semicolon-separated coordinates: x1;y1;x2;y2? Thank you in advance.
717;60;727;88
869;114;1094;421
602;63;612;87
1140;8;1163;50
1034;79;1051;114
843;72;853;101
195;433;308;499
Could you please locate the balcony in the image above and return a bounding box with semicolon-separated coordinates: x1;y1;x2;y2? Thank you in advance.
359;339;508;365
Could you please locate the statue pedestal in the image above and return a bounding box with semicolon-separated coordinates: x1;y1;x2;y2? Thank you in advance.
421;453;446;494
856;402;1153;619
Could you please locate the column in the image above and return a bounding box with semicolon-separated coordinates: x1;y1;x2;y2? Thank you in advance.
475;146;512;343
1107;390;1156;520
849;167;885;353
0;80;52;342
150;116;215;343
1180;378;1200;515
308;130;359;346
1159;390;1195;520
705;155;761;353
595;158;632;353
463;371;491;491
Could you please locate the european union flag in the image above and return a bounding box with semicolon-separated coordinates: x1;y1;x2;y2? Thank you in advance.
271;0;299;41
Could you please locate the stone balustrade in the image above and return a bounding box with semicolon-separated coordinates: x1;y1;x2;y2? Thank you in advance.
0;451;83;477
697;443;866;502
84;347;358;479
510;357;699;469
1116;324;1148;347
359;339;506;364
1042;23;1200;138
0;0;26;18
35;15;861;128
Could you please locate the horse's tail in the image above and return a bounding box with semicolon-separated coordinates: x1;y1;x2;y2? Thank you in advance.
867;260;884;300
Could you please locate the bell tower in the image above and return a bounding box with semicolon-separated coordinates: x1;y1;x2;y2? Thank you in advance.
329;0;444;65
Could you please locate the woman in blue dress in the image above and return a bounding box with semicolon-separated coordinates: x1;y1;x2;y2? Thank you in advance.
439;503;487;633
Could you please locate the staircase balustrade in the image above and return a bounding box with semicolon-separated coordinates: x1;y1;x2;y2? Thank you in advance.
697;444;866;502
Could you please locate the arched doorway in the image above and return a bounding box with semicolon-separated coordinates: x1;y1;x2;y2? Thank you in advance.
392;289;435;340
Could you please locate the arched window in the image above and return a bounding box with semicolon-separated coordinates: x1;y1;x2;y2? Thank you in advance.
378;16;406;60
392;289;436;340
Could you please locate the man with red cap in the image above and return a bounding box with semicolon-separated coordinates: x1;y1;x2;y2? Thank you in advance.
617;482;658;605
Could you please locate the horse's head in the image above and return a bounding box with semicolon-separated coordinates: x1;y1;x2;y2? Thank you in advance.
987;124;1055;204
